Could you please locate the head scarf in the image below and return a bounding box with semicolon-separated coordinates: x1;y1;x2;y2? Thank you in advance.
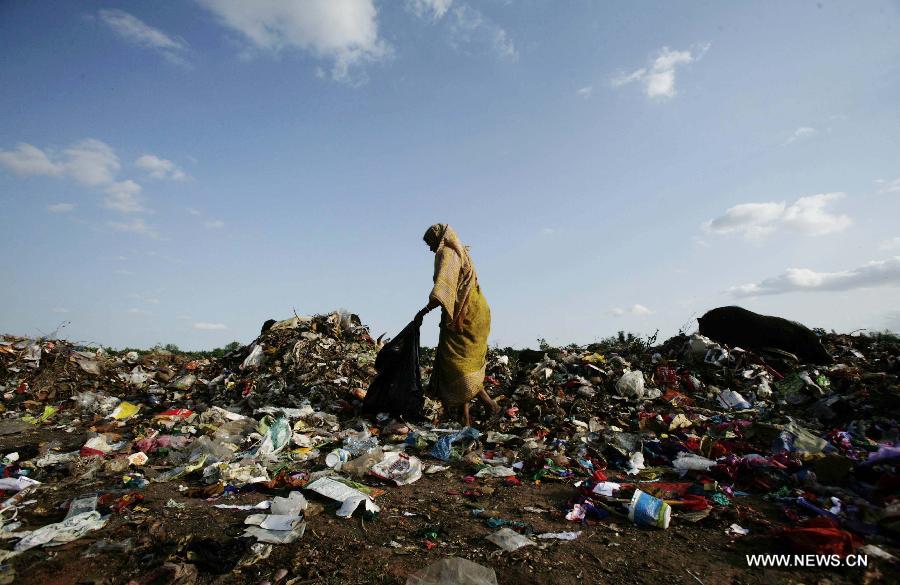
423;224;477;331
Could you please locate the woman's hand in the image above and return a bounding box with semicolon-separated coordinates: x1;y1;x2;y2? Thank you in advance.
415;299;439;325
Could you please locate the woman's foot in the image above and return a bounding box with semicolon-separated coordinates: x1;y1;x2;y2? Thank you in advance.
478;389;501;415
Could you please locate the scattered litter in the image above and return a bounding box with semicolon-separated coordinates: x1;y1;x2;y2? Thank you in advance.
0;308;897;581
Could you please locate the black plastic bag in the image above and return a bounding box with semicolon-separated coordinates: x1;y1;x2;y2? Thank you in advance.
363;320;425;420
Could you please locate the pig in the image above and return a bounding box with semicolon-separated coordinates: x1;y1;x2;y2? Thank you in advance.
697;306;832;364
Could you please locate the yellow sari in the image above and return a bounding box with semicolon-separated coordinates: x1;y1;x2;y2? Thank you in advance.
423;225;491;410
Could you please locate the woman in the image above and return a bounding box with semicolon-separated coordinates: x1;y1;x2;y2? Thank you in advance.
415;224;500;426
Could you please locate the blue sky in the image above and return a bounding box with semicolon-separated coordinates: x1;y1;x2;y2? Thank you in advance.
2;1;899;350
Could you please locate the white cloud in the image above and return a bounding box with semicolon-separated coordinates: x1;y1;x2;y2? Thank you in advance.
199;0;390;82
127;307;151;316
1;139;121;186
730;256;900;297
104;180;145;214
630;304;653;316
63;139;121;186
880;237;900;251
540;227;555;235
611;304;654;317
406;0;453;21
0;143;64;176
704;193;851;240
878;178;900;194
449;4;517;61
108;219;159;239
186;207;202;216
781;193;852;236
611;68;646;88
785;126;816;145
612;44;708;99
1;139;152;216
128;293;160;304
97;9;189;65
51;307;69;314
577;86;593;99
704;201;785;239
204;219;226;229
135;154;187;181
194;322;228;331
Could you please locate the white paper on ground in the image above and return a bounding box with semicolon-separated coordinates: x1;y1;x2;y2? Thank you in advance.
305;477;380;518
244;514;267;526
591;482;622;497
213;500;271;510
242;522;306;544
259;515;303;531
270;491;307;515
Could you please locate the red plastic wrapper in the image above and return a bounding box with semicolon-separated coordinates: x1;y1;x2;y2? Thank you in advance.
109;492;144;513
776;517;861;556
655;365;679;390
678;494;710;511
591;469;608;482
638;482;693;499
155;409;193;419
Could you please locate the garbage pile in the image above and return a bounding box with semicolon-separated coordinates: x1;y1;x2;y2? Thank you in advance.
0;310;898;584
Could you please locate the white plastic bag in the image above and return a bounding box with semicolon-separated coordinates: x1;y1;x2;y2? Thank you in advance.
486;527;536;552
241;344;265;370
673;452;716;471
616;370;645;400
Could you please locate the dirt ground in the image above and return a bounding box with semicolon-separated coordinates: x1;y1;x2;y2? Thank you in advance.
5;427;897;585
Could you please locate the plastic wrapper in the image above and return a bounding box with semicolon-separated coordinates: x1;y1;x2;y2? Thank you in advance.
406;557;498;585
370;452;423;485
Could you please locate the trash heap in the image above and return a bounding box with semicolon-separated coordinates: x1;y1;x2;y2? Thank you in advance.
0;311;898;584
482;331;899;550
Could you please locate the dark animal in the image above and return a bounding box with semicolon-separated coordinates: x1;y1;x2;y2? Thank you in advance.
697;306;832;364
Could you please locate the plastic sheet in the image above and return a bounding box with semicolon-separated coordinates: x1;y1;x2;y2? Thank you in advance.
406;557;498;585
